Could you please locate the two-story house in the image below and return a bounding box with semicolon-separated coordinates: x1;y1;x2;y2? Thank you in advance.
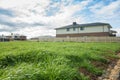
55;22;117;37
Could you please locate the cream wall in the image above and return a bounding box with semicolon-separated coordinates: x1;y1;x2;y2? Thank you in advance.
56;25;110;34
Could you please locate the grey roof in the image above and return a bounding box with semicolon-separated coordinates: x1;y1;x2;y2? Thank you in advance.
55;22;112;29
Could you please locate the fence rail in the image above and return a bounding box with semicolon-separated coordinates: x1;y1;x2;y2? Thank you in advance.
30;37;120;42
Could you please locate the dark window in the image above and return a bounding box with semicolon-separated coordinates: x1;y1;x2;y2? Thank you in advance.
80;27;84;30
66;28;70;31
14;36;18;38
73;27;76;31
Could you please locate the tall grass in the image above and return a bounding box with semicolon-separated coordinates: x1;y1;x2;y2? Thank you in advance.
0;41;120;80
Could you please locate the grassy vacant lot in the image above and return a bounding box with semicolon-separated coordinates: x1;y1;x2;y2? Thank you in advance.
0;41;120;80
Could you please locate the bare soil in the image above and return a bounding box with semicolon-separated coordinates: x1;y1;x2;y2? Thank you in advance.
79;52;120;80
98;53;120;80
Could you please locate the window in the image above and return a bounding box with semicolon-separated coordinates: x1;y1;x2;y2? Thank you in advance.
73;27;76;31
14;36;18;38
66;28;70;31
80;27;84;30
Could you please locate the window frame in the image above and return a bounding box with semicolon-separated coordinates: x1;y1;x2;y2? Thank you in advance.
66;28;70;31
80;27;84;30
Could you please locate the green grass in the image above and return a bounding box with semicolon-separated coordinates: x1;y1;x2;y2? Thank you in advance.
0;41;120;80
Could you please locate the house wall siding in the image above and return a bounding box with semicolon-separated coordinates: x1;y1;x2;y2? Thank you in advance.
56;25;109;34
56;32;110;37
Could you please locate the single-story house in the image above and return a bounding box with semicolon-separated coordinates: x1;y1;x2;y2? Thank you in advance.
55;22;117;37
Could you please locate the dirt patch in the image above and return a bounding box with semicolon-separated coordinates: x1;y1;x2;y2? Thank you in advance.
80;67;98;80
91;61;108;70
79;61;108;80
98;53;120;80
79;52;120;80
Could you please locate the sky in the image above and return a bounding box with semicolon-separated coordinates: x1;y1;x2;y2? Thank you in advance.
0;0;120;38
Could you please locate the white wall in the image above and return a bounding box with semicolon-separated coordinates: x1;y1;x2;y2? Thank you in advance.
56;25;110;34
56;28;79;34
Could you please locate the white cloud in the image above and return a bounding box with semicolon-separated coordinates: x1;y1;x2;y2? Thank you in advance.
0;0;50;9
12;0;91;27
0;24;12;30
89;0;120;17
0;32;10;36
13;26;56;38
4;0;91;35
98;1;120;15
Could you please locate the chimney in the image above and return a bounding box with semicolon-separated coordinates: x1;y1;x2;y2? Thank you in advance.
73;22;77;25
11;33;13;36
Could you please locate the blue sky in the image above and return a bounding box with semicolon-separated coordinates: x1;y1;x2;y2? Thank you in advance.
0;0;120;38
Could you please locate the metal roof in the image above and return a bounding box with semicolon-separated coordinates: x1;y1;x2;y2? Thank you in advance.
55;22;112;29
110;30;117;33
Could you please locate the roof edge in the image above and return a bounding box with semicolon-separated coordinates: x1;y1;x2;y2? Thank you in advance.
55;22;112;29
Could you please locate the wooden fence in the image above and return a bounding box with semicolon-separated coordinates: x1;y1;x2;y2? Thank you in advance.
30;37;120;42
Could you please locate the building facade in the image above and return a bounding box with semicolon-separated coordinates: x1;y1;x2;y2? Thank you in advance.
55;22;117;37
0;34;27;42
